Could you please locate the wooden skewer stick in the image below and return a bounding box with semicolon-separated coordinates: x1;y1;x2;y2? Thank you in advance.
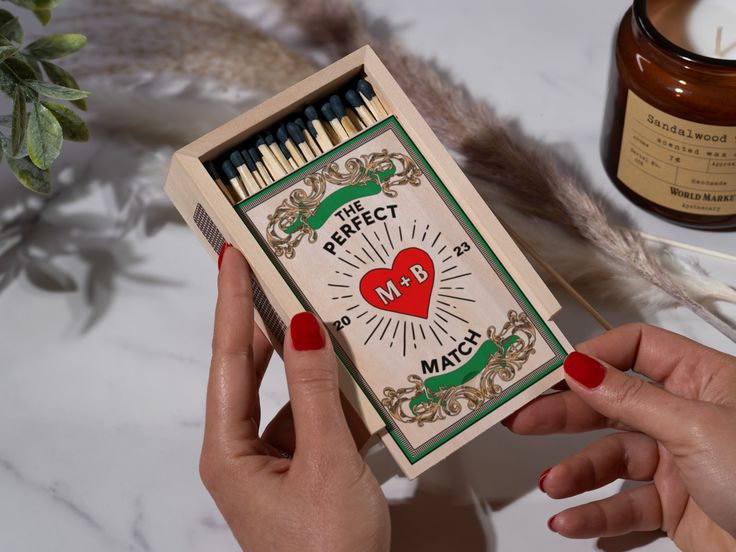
346;89;376;127
205;161;235;204
265;132;292;174
321;103;350;143
248;147;272;186
637;231;736;263
230;151;260;196
330;95;359;136
288;122;316;162
277;125;306;166
506;226;613;331
221;160;248;203
357;79;387;119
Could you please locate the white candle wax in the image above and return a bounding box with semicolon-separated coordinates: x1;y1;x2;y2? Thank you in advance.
651;0;736;61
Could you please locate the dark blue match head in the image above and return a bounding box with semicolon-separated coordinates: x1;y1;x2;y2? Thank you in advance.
306;119;318;138
356;79;376;100
204;160;220;180
255;135;267;147
287;122;305;144
320;102;337;121
222;159;238;181
345;89;364;109
278;141;292;159
304;105;320;121
329;94;346;118
276;124;289;144
264;132;276;146
248;146;262;163
229;150;245;167
294;117;307;131
240;149;257;171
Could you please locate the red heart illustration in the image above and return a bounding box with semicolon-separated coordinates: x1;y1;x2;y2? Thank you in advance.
359;247;435;319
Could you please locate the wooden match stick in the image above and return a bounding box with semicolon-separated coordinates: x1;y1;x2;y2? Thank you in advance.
329;94;360;136
346;89;376;127
357;79;388;120
288;122;316;162
230;150;261;196
221;159;248;203
295;117;321;155
248;146;273;185
305;106;334;152
256;135;287;180
205;161;235;204
278;140;299;171
321;102;350;143
241;149;267;190
265;132;292;174
277;125;307;166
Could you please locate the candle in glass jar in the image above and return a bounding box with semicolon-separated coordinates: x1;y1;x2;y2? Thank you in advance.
650;0;736;60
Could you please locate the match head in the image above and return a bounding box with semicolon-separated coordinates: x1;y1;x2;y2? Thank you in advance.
204;160;220;180
255;135;266;147
222;159;238;180
304;105;320;121
276;124;289;144
345;89;363;108
278;141;292;159
320;102;337;121
306;119;318;138
264;132;276;145
329;94;346;118
248;146;262;163
294;117;307;131
356;79;376;100
229;150;245;167
287;122;305;144
240;149;257;171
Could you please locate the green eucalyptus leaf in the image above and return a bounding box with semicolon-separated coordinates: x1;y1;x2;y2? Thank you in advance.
7;0;60;10
42;101;88;141
11;86;26;155
0;10;22;43
4;55;39;80
41;61;86;110
32;9;51;25
0;68;15;95
25;34;87;60
25;79;90;100
26;101;62;169
0;44;15;63
7;155;51;194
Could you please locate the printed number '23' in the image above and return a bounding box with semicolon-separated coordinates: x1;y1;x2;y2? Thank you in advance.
454;242;471;257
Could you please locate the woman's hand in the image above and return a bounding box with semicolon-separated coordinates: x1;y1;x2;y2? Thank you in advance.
504;323;736;551
200;246;390;552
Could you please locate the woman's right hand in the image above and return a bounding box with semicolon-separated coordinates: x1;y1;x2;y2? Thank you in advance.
504;324;736;551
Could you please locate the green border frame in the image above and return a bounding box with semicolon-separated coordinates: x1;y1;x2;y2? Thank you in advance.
235;117;567;464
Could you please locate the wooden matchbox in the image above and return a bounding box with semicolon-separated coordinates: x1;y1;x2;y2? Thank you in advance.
164;46;572;478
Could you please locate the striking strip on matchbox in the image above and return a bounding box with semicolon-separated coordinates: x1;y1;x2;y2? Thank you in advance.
235;117;567;464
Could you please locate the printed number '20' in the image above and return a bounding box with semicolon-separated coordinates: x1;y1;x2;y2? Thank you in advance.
333;316;351;331
454;242;471;257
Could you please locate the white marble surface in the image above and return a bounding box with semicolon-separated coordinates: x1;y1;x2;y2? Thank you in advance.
1;1;735;551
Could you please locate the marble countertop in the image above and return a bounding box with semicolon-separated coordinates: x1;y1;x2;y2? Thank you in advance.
1;1;734;551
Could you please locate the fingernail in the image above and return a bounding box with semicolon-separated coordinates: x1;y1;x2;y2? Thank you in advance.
217;243;230;271
547;515;557;532
290;312;325;351
538;467;551;492
564;351;606;389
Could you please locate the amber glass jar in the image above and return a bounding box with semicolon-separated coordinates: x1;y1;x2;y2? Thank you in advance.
602;0;736;229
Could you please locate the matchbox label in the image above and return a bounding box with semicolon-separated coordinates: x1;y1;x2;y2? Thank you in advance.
237;118;566;464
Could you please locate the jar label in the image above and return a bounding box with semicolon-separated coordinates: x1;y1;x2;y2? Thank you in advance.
617;90;736;216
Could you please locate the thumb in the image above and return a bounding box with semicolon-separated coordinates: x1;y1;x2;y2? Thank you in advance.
563;351;697;449
283;312;358;464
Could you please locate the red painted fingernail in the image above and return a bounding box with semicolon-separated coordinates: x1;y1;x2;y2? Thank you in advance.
547;515;557;532
538;467;551;492
217;243;230;271
290;312;325;351
564;351;606;389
